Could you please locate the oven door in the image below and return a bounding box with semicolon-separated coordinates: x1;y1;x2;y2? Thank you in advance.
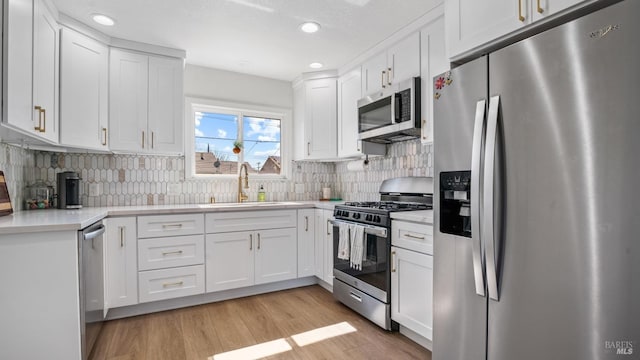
331;219;390;303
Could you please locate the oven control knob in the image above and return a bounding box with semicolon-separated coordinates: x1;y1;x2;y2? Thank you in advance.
374;215;381;223
365;214;372;221
353;213;360;219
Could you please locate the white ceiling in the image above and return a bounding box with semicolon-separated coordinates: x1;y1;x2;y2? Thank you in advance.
51;0;441;81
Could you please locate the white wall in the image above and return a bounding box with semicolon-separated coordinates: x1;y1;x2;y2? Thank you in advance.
184;64;293;109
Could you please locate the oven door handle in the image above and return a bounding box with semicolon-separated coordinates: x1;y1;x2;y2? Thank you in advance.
330;219;387;238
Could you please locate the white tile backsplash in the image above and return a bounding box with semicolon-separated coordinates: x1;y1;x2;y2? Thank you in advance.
4;137;432;209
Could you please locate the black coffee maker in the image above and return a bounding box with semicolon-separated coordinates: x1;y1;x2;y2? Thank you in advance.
57;171;82;209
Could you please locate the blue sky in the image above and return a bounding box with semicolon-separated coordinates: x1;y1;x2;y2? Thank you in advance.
195;111;281;171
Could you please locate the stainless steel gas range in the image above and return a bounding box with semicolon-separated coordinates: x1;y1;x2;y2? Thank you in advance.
331;176;432;330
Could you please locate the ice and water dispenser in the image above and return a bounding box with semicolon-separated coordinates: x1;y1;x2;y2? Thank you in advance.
439;171;472;237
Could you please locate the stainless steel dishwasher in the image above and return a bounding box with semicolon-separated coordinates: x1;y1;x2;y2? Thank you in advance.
79;221;106;360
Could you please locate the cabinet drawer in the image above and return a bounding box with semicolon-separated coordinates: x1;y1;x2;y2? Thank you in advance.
138;235;204;271
138;265;205;303
138;214;204;238
206;210;296;233
391;221;433;255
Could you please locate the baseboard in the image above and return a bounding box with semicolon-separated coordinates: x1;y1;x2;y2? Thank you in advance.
399;325;432;351
316;278;334;293
106;276;318;320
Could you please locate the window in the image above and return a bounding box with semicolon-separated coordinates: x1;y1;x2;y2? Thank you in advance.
186;98;291;178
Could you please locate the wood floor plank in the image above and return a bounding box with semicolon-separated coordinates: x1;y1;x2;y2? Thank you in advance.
94;285;432;360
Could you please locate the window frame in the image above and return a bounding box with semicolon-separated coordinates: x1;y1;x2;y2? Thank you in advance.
185;97;292;180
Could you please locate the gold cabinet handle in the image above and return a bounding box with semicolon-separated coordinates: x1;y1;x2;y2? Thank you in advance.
249;234;253;250
257;233;261;250
162;223;183;229
381;70;386;88
391;251;397;272
151;131;155;149
518;0;525;21
34;106;45;132
162;250;184;256
327;219;331;236
162;281;183;288
102;128;108;146
405;233;426;240
119;226;124;247
305;216;309;232
537;0;544;13
307;142;311;156
142;131;145;148
387;67;392;86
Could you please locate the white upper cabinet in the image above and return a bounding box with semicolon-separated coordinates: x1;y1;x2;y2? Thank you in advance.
446;0;586;59
59;28;109;150
362;32;420;96
293;77;337;160
3;0;59;144
337;67;363;158
420;15;448;144
147;56;184;153
109;49;184;154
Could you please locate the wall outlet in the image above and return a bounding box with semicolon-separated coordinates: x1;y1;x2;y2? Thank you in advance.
167;183;181;195
88;183;101;197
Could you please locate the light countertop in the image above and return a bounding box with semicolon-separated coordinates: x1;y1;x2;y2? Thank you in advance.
390;210;433;224
0;201;343;235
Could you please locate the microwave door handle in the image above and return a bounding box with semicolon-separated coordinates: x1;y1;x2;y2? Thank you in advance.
393;94;400;123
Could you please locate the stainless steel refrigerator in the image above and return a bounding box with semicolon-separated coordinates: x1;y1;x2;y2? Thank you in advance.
433;1;639;359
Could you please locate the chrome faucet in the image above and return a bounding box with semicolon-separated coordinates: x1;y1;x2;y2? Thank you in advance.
238;163;249;202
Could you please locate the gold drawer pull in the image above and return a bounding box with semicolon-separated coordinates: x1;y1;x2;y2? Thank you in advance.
162;223;184;229
391;251;397;272
102;127;108;146
162;281;184;288
405;233;426;240
537;0;544;13
518;0;525;22
162;250;183;256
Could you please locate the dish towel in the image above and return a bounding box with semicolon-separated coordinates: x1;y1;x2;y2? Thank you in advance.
337;222;350;260
350;224;365;270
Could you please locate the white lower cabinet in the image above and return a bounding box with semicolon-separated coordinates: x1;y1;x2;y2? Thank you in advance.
205;210;298;293
391;219;434;341
138;265;205;303
297;209;316;277
205;228;297;292
314;209;334;285
391;247;433;340
104;217;138;308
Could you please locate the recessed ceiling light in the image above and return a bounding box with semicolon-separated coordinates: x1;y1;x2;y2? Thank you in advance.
92;14;115;26
309;62;323;69
300;22;321;33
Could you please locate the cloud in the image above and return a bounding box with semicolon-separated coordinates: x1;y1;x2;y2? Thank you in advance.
218;129;227;138
195;128;204;137
223;146;232;152
195;142;208;152
195;112;203;127
253;143;280;157
245;117;280;141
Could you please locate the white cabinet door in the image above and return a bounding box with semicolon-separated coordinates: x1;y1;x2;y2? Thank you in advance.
148;56;184;153
420;16;448;144
446;0;526;59
104;217;138;309
109;49;149;152
387;32;421;85
361;51;387;95
4;0;34;136
32;0;59;143
314;209;325;279
391;246;433;340
297;209;316;278
305;78;337;159
254;228;297;285
59;28;109;150
205;232;254;292
531;0;584;22
337;67;363;158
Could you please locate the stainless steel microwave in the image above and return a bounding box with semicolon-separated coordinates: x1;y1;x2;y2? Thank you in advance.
357;77;421;143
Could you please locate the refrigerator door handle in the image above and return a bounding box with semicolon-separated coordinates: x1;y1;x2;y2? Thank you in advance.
470;99;487;297
485;95;501;301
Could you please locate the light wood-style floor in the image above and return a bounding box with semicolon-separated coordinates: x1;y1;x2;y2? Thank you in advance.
92;285;432;360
